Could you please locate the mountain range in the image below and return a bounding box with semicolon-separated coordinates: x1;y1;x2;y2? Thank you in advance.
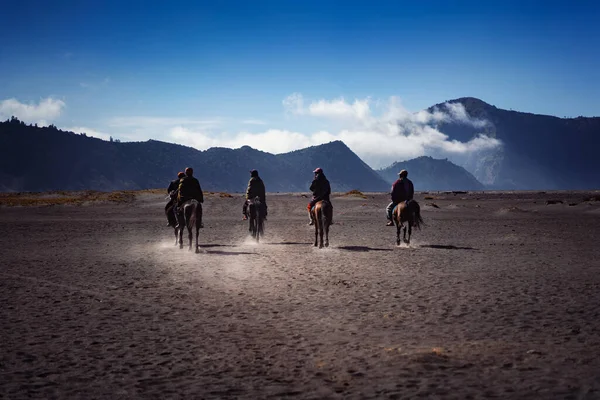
431;97;600;190
0;119;390;193
1;97;598;192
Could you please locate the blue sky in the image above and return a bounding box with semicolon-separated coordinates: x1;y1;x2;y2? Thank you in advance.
1;0;598;167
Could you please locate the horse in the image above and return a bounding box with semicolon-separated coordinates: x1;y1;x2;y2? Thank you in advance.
393;200;424;245
247;196;265;242
311;200;332;248
175;199;202;253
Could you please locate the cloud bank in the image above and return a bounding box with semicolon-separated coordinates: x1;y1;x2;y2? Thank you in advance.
1;94;501;169
164;94;500;168
0;97;66;126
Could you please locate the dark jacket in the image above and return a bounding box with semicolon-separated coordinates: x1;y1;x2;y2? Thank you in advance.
178;176;204;205
167;179;179;194
246;176;266;203
391;177;414;203
310;173;331;202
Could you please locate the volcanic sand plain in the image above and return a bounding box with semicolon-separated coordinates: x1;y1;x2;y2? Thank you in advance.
1;190;600;399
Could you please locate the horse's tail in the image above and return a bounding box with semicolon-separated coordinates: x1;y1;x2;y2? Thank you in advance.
412;201;424;230
321;200;332;226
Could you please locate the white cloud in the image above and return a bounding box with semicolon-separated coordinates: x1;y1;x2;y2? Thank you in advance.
169;126;312;154
276;93;500;167
66;126;112;141
0;97;66;126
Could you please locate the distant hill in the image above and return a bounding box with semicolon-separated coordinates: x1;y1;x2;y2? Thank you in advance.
277;141;390;192
0;118;390;193
430;97;600;190
377;156;485;191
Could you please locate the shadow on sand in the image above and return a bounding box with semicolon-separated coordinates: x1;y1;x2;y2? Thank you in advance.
204;250;255;256
420;244;475;251
199;244;238;248
264;242;312;246
338;246;393;252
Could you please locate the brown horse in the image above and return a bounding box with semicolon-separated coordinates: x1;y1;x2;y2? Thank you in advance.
175;199;202;253
393;200;424;245
311;200;332;248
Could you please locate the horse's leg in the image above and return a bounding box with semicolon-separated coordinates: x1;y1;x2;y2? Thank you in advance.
324;219;329;248
407;222;412;245
195;225;200;254
318;209;325;248
313;210;319;247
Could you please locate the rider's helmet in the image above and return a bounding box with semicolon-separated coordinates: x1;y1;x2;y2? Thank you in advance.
250;169;258;177
177;171;185;178
398;169;408;178
313;167;323;174
185;167;194;176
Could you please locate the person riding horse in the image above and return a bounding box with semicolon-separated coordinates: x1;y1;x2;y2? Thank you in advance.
176;167;204;229
166;171;185;227
386;169;414;226
242;169;267;220
308;167;333;225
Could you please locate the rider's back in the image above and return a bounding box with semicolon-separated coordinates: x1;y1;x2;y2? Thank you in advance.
246;176;266;202
178;176;203;204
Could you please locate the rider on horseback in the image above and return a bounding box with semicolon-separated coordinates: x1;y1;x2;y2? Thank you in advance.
386;169;414;226
308;167;333;225
176;167;204;228
242;169;267;220
166;171;185;227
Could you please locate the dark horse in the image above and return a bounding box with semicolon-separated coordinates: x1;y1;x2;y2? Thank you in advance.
311;200;332;248
393;200;424;245
248;196;265;242
174;199;202;253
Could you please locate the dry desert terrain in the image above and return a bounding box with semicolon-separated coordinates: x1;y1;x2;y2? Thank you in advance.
1;190;600;399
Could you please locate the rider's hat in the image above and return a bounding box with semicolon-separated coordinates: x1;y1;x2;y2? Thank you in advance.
313;167;323;174
185;167;193;176
250;169;258;177
398;169;408;177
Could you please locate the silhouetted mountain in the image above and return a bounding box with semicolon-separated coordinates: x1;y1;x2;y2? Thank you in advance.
429;97;600;189
276;141;390;192
377;156;485;191
0;118;389;192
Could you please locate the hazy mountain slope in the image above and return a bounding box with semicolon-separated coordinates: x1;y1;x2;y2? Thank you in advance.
430;97;600;189
377;156;485;191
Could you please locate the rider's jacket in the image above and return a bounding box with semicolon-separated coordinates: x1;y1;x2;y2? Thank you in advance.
310;173;331;203
390;177;414;203
167;179;180;195
178;176;204;205
246;176;266;203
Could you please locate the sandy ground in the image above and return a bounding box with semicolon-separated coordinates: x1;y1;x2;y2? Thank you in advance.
1;190;600;399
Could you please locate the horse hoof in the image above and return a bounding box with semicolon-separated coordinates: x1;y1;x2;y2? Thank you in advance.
325;242;329;248
195;248;200;254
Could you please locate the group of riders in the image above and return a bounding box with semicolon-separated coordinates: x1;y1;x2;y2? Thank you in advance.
165;166;415;228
